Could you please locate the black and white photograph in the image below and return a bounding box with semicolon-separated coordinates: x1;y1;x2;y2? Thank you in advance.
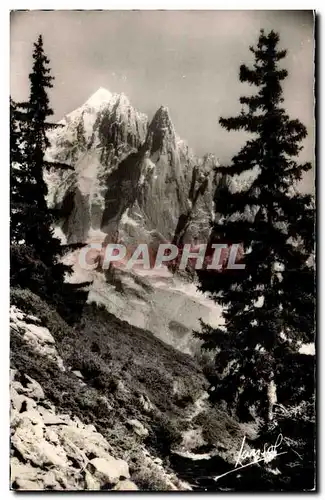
9;9;316;492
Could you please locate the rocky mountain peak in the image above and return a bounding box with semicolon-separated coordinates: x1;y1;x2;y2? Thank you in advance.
150;105;174;133
154;105;171;122
84;87;113;109
145;105;177;155
45;89;216;247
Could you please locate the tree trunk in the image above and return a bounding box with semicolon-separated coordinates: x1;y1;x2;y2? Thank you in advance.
267;375;277;423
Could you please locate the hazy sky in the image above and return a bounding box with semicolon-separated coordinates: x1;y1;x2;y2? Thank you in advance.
11;10;314;192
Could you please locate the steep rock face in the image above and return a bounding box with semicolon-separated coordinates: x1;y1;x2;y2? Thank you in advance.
45;88;216;247
44;89;222;354
10;289;203;490
45;88;148;243
129;106;192;242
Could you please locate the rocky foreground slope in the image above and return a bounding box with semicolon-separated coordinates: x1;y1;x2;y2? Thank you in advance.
10;287;256;491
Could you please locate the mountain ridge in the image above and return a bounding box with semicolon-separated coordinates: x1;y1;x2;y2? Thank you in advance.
42;87;224;355
45;87;217;247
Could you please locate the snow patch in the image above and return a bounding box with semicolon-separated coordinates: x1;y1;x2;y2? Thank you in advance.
299;343;315;355
87;227;108;244
121;208;139;227
84;87;113;109
53;226;67;245
138;174;145;186
82;109;99;141
228;165;261;193
173;450;212;461
154;278;223;328
254;295;265;308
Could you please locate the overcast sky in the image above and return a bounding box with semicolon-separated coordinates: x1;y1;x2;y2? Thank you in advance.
11;10;314;192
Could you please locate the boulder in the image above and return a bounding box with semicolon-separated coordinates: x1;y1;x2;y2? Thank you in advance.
113;479;139;490
58;424;113;459
38;406;68;426
11;457;38;484
85;470;101;490
127;419;149;438
85;423;97;433
23;375;45;400
19;409;45;427
13;478;44;490
139;394;154;412
10;306;65;371
12;417;68;468
11;380;26;394
87;456;130;485
43;470;60;489
12;375;45;401
10;369;17;382
45;427;59;444
23;323;55;345
10;387;36;413
24;313;41;324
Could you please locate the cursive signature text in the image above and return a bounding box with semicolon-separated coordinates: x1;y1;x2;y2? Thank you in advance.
214;433;286;483
235;433;283;467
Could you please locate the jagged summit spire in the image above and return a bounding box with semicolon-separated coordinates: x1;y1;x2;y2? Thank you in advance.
149;105;174;134
152;105;171;124
145;105;176;154
85;87;113;108
114;92;131;108
157;105;169;113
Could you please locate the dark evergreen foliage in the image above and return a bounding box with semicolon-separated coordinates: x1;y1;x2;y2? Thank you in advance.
10;35;90;322
10;98;26;244
196;30;315;422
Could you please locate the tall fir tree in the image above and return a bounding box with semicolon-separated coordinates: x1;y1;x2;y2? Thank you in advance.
10;98;26;243
196;30;315;423
10;35;90;322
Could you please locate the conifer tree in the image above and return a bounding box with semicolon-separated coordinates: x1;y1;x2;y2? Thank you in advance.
10;98;25;244
12;35;71;260
10;35;90;322
196;30;315;423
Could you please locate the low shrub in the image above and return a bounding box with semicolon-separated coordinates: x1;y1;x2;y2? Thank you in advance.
147;413;183;457
131;466;170;491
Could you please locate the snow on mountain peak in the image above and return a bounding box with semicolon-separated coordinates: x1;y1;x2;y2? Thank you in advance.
117;92;129;103
85;87;113;108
